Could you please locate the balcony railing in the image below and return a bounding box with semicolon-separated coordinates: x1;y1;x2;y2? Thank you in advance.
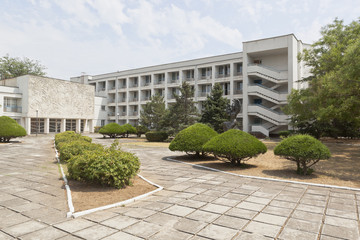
198;92;210;97
184;77;194;81
216;73;230;78
108;86;116;90
234;89;243;94
108;112;115;116
168;79;179;84
143;82;151;86
130;111;138;116
129;97;138;102
130;83;138;88
142;96;151;101
155;80;165;85
108;99;115;103
3;106;22;113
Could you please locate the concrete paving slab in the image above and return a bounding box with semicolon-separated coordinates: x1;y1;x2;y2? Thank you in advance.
278;227;318;240
173;218;207;234
149;228;192;240
123;221;162;239
73;224;118;240
197;224;238;240
54;219;96;233
2;220;47;237
213;215;249;230
102;231;143;240
244;221;281;238
19;226;68;240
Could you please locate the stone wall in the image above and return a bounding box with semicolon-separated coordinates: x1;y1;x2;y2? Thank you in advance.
19;75;94;119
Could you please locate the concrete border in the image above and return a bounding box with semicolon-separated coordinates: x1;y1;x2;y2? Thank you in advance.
54;142;163;218
166;157;360;192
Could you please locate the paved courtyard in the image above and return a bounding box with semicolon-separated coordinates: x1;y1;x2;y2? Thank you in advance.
0;135;359;239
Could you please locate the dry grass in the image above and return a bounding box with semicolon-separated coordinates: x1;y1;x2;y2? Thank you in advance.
173;140;360;188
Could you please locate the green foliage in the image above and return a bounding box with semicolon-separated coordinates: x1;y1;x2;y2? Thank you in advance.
58;140;103;162
285;18;360;138
0;116;26;142
136;125;149;137
145;131;168;142
94;126;102;133
67;141;140;188
274;135;331;175
278;130;292;138
169;123;218;156
200;83;230;133
163;82;199;136
98;123;125;138
55;131;92;147
140;94;167;130
203;129;267;165
122;123;136;137
0;54;46;79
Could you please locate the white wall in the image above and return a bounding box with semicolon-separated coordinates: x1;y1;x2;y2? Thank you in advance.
94;96;107;127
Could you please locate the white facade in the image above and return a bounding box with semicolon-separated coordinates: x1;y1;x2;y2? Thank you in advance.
0;75;96;134
72;34;310;136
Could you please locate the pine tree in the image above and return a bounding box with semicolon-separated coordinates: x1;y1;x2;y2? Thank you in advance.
139;94;167;130
164;82;199;135
200;83;230;132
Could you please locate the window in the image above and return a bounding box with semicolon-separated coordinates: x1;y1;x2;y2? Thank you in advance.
254;60;262;64
254;118;262;125
254;99;262;105
101;120;105;126
237;82;243;90
237;64;243;74
101;105;106;111
219;66;224;75
134;106;138;112
3;97;22;112
254;79;262;85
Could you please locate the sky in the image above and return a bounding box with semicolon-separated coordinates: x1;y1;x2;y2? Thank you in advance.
0;0;359;80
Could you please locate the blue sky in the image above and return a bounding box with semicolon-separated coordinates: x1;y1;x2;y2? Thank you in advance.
0;0;359;80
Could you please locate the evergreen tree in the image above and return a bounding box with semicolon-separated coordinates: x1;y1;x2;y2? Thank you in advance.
200;83;230;132
164;82;199;135
139;94;167;130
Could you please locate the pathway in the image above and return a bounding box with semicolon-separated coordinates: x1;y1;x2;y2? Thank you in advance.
0;135;359;239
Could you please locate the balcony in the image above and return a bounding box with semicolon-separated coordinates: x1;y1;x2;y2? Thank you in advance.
129;97;138;102
108;112;115;116
3;106;22;113
183;77;194;82
154;80;165;85
129;111;138;116
142;96;151;101
107;99;115;104
129;83;138;88
168;79;179;84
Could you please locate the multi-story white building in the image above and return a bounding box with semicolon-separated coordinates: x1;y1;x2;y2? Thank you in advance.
72;34;310;136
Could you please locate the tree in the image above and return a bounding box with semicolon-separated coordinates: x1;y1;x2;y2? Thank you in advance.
0;54;46;79
169;123;218;157
0;116;26;142
163;82;199;135
274;135;331;175
284;18;360;138
200;83;230;132
139;94;167;130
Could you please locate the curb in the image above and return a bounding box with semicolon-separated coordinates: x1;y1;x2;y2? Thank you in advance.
54;142;163;218
166;157;360;192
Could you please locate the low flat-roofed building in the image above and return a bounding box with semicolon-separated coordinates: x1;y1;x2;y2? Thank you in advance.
0;75;96;134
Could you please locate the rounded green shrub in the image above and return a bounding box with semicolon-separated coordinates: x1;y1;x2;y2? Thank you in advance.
122;123;137;137
55;131;91;147
203;129;267;165
67;143;140;188
136;125;149;137
274;134;331;175
145;131;168;142
58;140;103;162
99;123;125;138
0;116;26;142
169;123;218;156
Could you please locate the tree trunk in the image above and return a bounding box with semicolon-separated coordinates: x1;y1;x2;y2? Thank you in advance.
302;161;308;175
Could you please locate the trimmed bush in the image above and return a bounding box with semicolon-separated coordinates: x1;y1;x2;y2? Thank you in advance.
55;131;91;147
99;123;125;138
274;134;331;175
67;142;140;188
0;116;26;142
145;131;168;142
278;130;291;138
136;125;149;137
169;123;218;156
122;123;137;137
58;140;103;162
203;129;267;165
